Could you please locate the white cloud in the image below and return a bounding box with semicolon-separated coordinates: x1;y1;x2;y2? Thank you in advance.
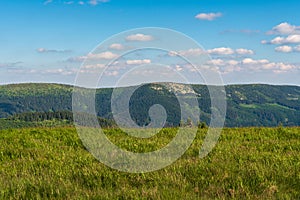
82;63;106;69
267;22;300;35
224;66;242;73
286;35;300;43
125;34;154;42
44;0;109;6
277;62;295;71
263;22;300;45
208;59;225;66
207;59;239;66
270;36;286;44
195;12;222;21
10;67;78;76
261;40;268;44
86;51;118;60
208;57;298;74
169;47;254;57
67;56;85;62
169;48;205;57
236;48;254;55
68;51;118;62
241;58;297;73
273;45;300;53
88;0;109;6
104;70;119;76
205;59;241;74
45;68;77;76
275;45;293;53
175;65;183;71
37;48;71;53
261;62;276;70
207;47;235;55
64;1;74;5
242;58;269;65
227;60;239;65
264;35;300;45
109;43;125;50
44;0;53;5
126;59;151;65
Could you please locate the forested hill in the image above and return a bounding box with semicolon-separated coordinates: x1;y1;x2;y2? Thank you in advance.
0;83;299;127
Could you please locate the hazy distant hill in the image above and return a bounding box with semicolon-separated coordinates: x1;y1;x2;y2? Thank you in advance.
0;83;299;127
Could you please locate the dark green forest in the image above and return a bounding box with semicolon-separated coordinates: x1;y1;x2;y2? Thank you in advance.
0;83;299;127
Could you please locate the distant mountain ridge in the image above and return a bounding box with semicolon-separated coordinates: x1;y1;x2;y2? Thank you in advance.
0;83;299;127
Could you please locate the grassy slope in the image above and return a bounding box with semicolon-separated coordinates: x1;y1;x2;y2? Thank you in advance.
0;127;299;199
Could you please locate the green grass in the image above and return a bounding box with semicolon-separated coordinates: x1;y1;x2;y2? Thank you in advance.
0;126;299;199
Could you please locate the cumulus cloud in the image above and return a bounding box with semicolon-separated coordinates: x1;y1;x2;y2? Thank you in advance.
267;22;300;35
125;34;154;42
227;60;239;66
273;45;300;53
207;59;239;67
87;51;118;60
45;68;77;76
261;40;268;44
262;35;300;45
205;59;240;74
207;59;225;66
275;45;293;53
169;47;254;57
9;67;78;76
175;65;183;71
236;48;254;55
242;58;269;65
207;47;235;55
64;1;74;5
68;51;118;62
109;43;125;50
269;36;285;44
168;48;205;57
88;0;109;5
126;59;151;65
82;63;106;69
207;57;298;74
195;12;222;21
44;0;53;5
242;58;297;73
104;70;119;76
271;35;300;44
43;0;109;6
285;35;300;43
37;48;71;53
262;23;300;50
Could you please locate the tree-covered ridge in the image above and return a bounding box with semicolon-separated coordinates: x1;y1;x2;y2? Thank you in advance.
0;83;299;127
0;83;73;96
224;84;300;127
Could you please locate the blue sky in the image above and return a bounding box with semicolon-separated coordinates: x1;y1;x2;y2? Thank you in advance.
0;0;300;85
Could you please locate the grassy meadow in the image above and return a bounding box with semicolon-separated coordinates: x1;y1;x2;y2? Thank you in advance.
0;126;299;199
